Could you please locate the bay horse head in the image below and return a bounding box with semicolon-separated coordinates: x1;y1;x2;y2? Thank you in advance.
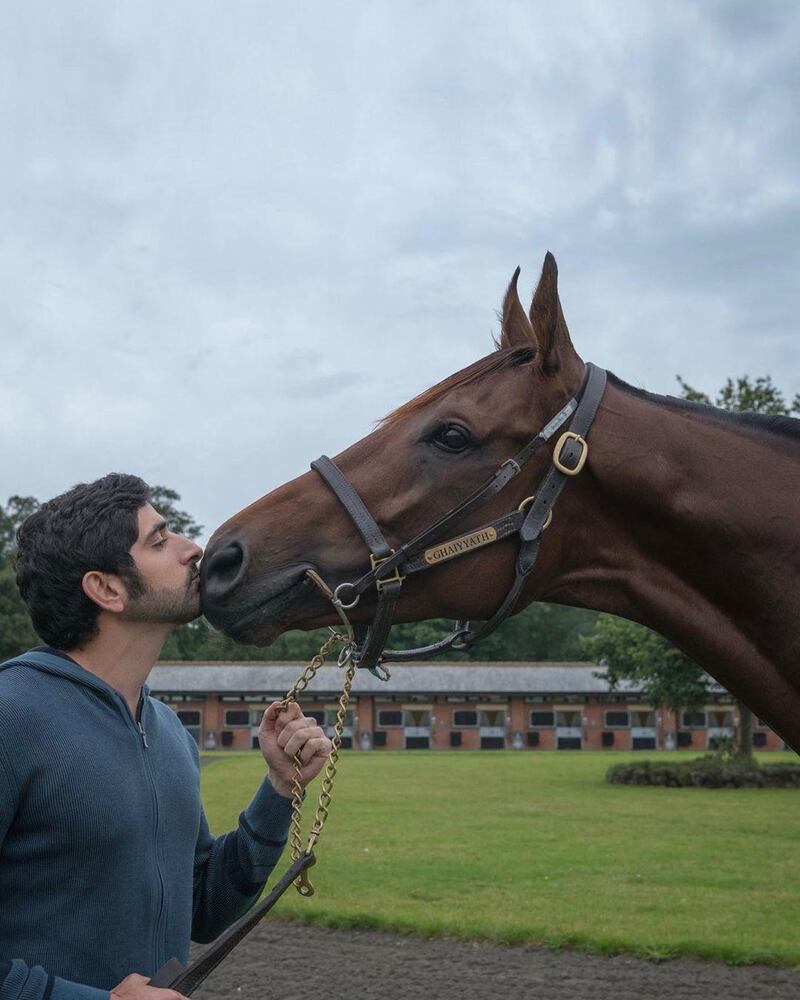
201;252;591;648
201;251;800;751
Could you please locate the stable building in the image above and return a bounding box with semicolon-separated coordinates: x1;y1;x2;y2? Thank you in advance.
149;661;787;752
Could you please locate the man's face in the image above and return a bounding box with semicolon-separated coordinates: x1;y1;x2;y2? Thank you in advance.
122;503;204;625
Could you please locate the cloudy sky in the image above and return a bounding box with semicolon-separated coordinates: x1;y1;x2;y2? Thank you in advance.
1;1;798;543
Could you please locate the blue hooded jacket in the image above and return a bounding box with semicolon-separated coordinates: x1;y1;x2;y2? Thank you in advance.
0;650;293;999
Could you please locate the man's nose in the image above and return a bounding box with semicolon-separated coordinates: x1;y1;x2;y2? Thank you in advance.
184;539;204;563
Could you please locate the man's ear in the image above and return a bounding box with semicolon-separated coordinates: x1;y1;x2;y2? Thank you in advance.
82;571;127;614
498;266;538;352
529;251;580;375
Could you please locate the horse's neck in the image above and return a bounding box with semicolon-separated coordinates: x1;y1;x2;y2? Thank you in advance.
544;380;800;749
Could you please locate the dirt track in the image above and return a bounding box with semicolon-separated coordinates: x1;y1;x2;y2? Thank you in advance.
192;920;800;1000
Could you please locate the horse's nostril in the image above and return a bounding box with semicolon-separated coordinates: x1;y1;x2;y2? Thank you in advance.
203;541;248;598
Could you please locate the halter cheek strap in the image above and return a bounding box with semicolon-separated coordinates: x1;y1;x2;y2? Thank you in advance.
310;455;403;673
309;363;608;672
456;364;607;647
309;457;393;561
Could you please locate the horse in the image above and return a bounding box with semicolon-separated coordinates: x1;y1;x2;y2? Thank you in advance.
200;252;800;752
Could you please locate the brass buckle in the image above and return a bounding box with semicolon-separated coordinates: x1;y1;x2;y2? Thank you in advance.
517;495;553;530
370;552;405;591
553;431;588;476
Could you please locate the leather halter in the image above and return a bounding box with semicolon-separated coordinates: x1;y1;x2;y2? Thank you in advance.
310;363;608;674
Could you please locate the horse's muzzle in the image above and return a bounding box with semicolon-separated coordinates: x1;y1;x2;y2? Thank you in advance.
201;539;248;600
201;537;327;640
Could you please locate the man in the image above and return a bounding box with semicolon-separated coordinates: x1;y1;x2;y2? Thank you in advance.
0;474;332;1000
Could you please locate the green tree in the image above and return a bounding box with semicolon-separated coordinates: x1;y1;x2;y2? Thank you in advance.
0;495;41;659
0;558;39;659
676;374;800;416
676;372;799;755
0;495;40;559
469;603;600;661
581;614;711;746
149;485;203;540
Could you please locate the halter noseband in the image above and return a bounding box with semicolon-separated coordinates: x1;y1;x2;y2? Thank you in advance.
308;363;608;676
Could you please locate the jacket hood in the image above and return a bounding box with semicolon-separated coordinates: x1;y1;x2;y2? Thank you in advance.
1;649;150;702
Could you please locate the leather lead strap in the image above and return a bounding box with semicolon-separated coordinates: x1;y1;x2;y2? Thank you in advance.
149;853;317;996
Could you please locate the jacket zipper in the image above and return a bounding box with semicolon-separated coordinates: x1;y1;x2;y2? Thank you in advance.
135;697;166;969
114;692;165;970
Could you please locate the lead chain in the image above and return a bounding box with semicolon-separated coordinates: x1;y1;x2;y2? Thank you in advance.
279;631;355;897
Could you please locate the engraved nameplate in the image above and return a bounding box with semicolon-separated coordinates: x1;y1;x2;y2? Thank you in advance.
424;526;498;566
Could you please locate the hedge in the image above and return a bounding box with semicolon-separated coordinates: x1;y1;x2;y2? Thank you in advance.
606;755;800;788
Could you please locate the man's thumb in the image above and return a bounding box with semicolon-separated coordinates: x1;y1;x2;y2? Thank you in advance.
262;702;283;731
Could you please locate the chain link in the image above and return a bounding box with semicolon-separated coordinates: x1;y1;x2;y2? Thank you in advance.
305;657;356;853
278;630;355;896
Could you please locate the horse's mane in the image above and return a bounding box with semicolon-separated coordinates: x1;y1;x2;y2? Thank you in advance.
380;347;535;426
607;372;800;443
380;351;800;445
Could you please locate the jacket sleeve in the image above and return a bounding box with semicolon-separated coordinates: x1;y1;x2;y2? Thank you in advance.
0;757;108;1000
0;961;108;1000
190;751;293;943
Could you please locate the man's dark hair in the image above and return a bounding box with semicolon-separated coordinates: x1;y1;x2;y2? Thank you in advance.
15;473;151;650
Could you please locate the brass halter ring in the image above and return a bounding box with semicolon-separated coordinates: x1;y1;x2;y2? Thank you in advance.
517;494;553;530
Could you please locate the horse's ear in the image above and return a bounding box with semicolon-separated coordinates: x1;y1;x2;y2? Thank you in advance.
498;266;537;351
529;251;578;374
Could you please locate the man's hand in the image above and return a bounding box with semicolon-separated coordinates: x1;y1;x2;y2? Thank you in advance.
258;702;333;798
110;973;188;999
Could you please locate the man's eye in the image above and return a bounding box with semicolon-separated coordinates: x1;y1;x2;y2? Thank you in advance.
430;424;473;453
154;536;168;548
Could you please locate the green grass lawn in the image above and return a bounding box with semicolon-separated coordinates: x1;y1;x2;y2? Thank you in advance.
200;750;800;965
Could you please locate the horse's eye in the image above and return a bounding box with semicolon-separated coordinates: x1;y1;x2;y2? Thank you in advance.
431;424;473;453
